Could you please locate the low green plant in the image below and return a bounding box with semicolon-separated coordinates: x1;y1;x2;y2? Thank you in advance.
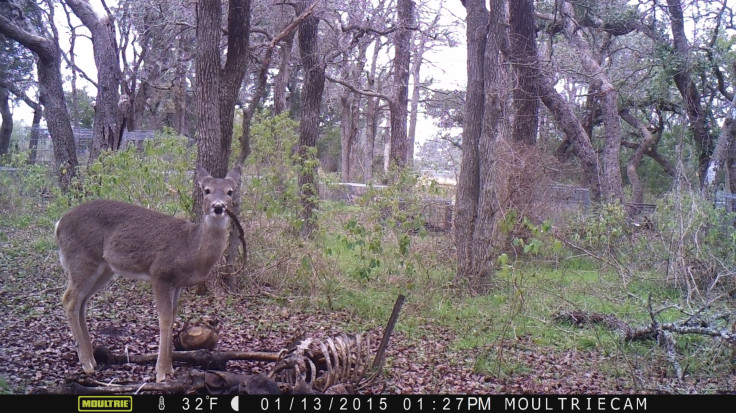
49;130;195;219
241;111;300;229
574;202;629;252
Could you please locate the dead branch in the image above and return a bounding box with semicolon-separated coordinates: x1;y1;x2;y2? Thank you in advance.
94;347;284;371
553;310;634;337
66;370;281;395
625;322;736;345
370;294;405;375
554;309;736;346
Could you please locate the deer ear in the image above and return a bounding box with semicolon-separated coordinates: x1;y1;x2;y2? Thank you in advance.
226;165;242;183
196;166;211;187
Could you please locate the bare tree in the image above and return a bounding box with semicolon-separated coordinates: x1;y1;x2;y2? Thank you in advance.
0;86;11;156
666;0;712;187
238;2;316;164
387;0;414;172
0;2;78;189
508;0;539;145
194;0;251;289
363;36;386;183
454;0;507;290
65;0;124;157
559;0;623;203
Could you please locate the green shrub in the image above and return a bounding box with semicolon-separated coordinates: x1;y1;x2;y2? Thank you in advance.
50;131;195;219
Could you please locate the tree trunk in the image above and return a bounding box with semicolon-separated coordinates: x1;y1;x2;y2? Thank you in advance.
273;5;296;117
456;0;505;291
28;105;42;165
728;125;736;210
0;14;78;190
218;0;250;164
560;1;623;203
296;0;325;237
702;118;735;199
340;94;353;182
195;0;226;189
363;39;382;184
0;81;44;163
508;0;539;145
65;0;123;158
194;0;250;201
194;0;251;289
0;87;11;156
619;109;659;205
407;33;426;167
388;0;414;173
666;0;712;187
536;70;601;200
507;1;601;199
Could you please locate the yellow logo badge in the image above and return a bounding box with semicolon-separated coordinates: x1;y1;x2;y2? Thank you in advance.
78;396;133;412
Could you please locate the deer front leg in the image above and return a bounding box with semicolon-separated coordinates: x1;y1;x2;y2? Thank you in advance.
153;282;177;382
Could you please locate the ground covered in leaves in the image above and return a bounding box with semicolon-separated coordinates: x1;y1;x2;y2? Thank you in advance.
2;273;734;395
1;225;734;395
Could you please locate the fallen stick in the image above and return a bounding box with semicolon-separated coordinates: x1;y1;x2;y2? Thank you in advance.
95;347;283;371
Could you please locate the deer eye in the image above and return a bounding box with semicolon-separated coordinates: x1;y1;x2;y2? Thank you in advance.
204;188;211;195
227;190;233;196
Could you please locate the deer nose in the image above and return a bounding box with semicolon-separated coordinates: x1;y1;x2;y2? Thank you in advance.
212;202;226;215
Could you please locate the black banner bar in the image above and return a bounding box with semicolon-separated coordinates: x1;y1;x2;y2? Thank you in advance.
0;394;732;413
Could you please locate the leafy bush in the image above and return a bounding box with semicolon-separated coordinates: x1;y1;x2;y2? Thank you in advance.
241;111;300;228
572;202;630;253
50;130;195;218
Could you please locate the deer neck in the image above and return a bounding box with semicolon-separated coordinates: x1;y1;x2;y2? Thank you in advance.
191;216;230;267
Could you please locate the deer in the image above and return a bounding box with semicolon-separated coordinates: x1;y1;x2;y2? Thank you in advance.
56;165;241;382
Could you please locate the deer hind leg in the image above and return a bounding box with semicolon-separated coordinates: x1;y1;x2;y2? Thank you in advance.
61;260;114;374
152;282;180;382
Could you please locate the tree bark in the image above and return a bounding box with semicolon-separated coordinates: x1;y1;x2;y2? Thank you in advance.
273;38;295;116
296;0;325;237
363;38;383;184
508;0;539;145
619;109;659;205
407;27;428;168
194;0;251;289
702;118;735;198
560;0;623;203
455;0;508;291
195;0;250;187
666;0;712;186
387;0;414;173
0;87;11;156
65;0;123;158
0;14;78;189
